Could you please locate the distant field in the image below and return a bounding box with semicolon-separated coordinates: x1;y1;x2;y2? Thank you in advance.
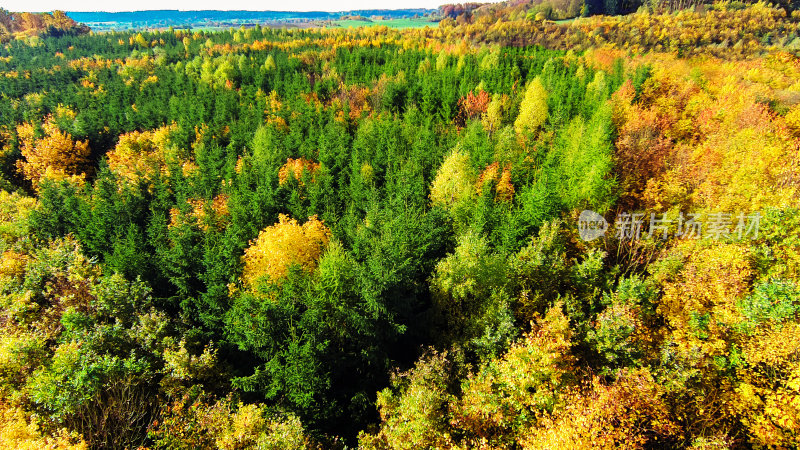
331;17;439;29
66;9;437;32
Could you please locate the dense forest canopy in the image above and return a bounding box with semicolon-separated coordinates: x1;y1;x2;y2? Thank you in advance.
0;2;799;449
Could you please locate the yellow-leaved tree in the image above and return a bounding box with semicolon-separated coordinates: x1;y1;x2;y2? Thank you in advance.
450;303;576;446
482;93;509;135
523;369;679;450
0;404;86;450
242;214;331;287
106;124;180;186
514;77;548;138
430;149;477;209
15;118;90;190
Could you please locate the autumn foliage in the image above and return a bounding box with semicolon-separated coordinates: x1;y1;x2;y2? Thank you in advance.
1;4;800;448
514;77;548;138
456;89;490;126
15;117;90;190
242;214;331;287
0;10;89;43
525;369;680;449
105;124;180;186
277;158;321;186
477;162;515;202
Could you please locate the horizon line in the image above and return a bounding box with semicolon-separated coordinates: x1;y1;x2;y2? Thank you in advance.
11;6;444;13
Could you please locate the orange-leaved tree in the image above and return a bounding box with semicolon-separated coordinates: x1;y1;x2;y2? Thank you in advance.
477;162;515;203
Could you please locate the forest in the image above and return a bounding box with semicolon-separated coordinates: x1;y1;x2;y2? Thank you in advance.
0;1;799;448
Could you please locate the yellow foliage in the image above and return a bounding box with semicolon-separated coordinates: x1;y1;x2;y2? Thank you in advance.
450;304;575;443
0;190;36;250
169;195;230;232
692;123;795;212
215;404;306;450
430;149;477;208
53;104;76;123
476;163;515;203
482;93;509;134
163;341;217;382
610;79;635;130
659;243;753;363
15;118;90;190
242;214;331;287
785;104;800;138
151;392;307;450
0;403;85;449
0;331;44;396
277;158;320;186
0;251;28;281
514;77;548;138
106;124;181;186
523;369;679;450
615;54;800;212
735;324;800;447
362;351;456;450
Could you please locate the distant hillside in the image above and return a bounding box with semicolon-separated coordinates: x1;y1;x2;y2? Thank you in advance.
440;0;797;22
0;9;90;42
66;9;436;31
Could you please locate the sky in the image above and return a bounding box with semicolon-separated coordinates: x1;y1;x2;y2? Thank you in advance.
2;0;504;13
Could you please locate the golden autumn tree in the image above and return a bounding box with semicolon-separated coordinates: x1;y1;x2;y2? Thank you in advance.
727;277;800;447
242;214;331;287
16;118;90;190
524;369;679;450
735;321;800;447
0;404;86;450
359;350;457;450
105;124;180;186
614;104;673;208
360;304;576;449
430;149;477;208
659;243;754;364
169;194;230;232
482;93;509;135
514;77;548;138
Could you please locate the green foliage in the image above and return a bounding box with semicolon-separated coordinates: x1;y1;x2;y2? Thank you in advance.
546;103;617;212
360;351;459;450
430;231;516;358
0;10;798;448
587;276;657;371
737;279;800;331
